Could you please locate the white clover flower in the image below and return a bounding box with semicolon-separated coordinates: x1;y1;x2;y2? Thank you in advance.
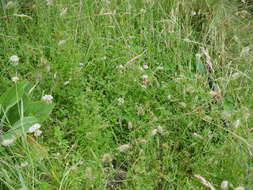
143;65;149;69
117;144;131;152
34;129;43;137
28;123;41;133
234;187;245;190
20;161;29;168
151;128;158;136
42;95;53;104
142;74;149;83
221;180;229;190
142;74;148;79
117;98;124;105
2;138;15;146
58;40;66;46
9;55;19;66
116;64;124;71
11;76;19;83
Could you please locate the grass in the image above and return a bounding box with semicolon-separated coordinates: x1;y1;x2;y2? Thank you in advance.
1;0;253;189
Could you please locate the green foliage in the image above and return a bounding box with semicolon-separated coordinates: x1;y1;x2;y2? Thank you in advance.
0;0;252;189
0;82;54;144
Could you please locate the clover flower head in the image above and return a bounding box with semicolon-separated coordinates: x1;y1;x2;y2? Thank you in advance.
42;95;53;104
11;76;19;83
117;98;125;105
28;123;41;133
10;55;19;66
34;129;43;137
2;138;15;146
221;180;229;190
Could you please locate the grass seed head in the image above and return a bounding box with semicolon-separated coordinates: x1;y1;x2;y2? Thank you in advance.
117;144;131;152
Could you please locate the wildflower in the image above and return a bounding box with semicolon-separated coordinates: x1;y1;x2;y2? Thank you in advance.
102;153;113;163
60;8;68;16
143;65;149;69
116;64;124;72
210;90;221;99
117;144;131;152
11;76;19;83
234;187;245;190
151;128;158;136
117;98;124;105
28;123;41;133
58;40;66;46
34;129;43;137
10;55;19;66
2;138;15;146
221;180;229;190
191;11;197;16
20;161;29;168
142;74;148;83
42;95;53;104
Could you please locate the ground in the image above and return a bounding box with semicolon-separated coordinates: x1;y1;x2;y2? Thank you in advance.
0;0;253;189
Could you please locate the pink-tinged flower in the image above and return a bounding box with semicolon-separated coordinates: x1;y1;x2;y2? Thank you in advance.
34;129;43;137
28;123;41;133
42;95;53;104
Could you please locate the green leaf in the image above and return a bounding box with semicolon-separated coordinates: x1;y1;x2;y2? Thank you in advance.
5;94;31;125
25;102;54;122
0;116;38;143
195;56;206;74
0;81;29;110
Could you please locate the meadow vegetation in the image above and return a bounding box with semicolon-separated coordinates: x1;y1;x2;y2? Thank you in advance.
0;0;253;189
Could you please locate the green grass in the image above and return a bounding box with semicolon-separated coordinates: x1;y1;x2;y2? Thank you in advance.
1;0;253;189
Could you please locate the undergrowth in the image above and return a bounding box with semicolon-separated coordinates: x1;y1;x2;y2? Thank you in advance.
0;0;253;189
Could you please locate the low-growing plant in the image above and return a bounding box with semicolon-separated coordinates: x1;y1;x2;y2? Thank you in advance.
0;81;54;146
